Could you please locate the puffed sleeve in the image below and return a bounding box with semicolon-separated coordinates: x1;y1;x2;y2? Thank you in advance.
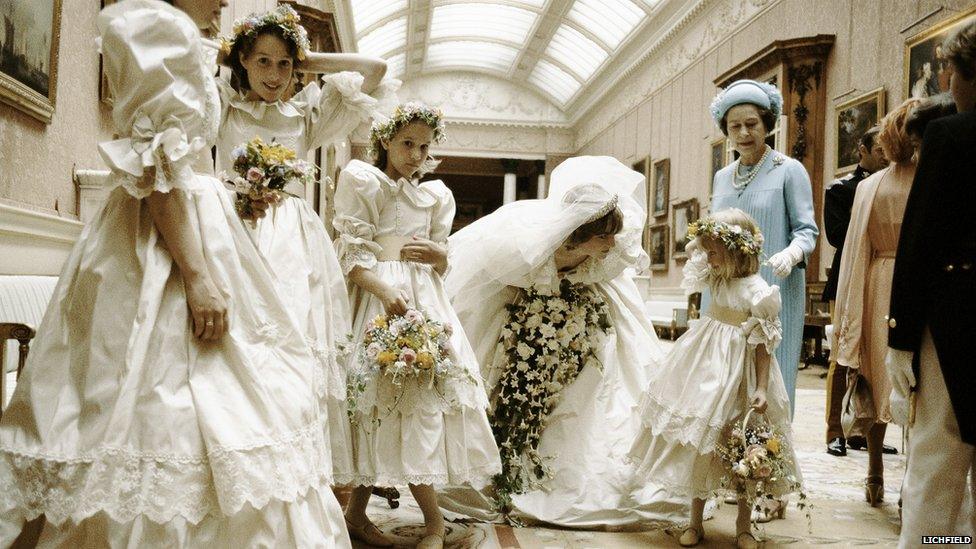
333;161;387;274
680;245;711;295
422;179;457;244
96;2;212;198
302;74;400;150
743;283;783;352
782;158;820;265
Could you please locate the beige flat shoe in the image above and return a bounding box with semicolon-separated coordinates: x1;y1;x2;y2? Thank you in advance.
416;533;444;549
751;499;786;523
678;525;704;547
345;518;394;547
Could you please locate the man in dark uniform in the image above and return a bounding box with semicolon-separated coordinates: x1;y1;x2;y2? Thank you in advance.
887;22;976;546
822;126;895;457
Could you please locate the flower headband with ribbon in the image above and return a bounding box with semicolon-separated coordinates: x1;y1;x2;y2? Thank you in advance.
687;218;764;256
220;5;311;61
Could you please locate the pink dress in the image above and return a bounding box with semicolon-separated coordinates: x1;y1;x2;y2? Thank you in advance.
833;164;914;422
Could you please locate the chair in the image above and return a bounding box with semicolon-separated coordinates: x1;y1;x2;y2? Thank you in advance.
0;323;35;421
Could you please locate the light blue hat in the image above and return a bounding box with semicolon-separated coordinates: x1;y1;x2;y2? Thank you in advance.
709;79;783;126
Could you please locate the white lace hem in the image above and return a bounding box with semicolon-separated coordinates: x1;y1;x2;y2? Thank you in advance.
634;392;727;455
0;420;333;527
309;339;347;400
344;463;500;490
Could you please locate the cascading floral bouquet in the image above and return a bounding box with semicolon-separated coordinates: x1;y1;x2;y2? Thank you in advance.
225;137;316;219
489;280;613;520
346;308;474;421
716;409;806;519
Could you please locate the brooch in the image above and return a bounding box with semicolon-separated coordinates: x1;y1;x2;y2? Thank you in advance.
772;154;786;167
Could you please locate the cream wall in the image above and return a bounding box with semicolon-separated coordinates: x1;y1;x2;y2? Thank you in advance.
575;0;976;291
0;0;113;218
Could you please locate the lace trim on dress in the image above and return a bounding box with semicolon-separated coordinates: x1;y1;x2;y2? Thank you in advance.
744;316;783;352
344;462;501;490
0;419;332;526
308;339;347;401
634;392;728;455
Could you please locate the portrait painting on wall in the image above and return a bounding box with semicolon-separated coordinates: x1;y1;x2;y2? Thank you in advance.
0;0;63;123
709;137;727;209
648;223;668;271
835;87;885;175
652;158;669;218
904;6;976;99
671;198;699;259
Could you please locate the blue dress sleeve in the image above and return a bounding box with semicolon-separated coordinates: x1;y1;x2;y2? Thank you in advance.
782;159;819;264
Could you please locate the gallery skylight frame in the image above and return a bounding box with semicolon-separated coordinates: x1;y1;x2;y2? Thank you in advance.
429;3;538;45
357;16;407;59
528;59;581;105
566;0;644;50
425;41;522;73
544;24;609;81
352;0;407;35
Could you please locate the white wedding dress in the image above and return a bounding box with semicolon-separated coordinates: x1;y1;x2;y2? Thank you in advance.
0;2;348;546
332;159;501;488
215;73;396;484
439;156;687;528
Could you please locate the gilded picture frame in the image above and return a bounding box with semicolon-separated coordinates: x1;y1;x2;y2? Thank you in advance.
648;223;669;271
671;198;700;260
651;158;669;218
835;87;885;176
904;6;976;100
0;0;63;123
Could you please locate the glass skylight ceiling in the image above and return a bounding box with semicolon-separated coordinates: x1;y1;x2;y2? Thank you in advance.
350;0;659;107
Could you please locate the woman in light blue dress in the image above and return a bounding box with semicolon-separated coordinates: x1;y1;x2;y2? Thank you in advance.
708;80;819;417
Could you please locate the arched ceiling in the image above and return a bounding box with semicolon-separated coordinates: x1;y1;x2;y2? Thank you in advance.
345;0;668;111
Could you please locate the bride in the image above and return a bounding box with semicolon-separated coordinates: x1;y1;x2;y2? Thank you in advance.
438;156;684;527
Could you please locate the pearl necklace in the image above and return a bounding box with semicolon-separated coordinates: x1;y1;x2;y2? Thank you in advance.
732;146;771;191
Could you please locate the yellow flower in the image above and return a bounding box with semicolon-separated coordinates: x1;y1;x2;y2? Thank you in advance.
416;352;434;370
766;438;781;455
373;314;388;329
377;351;397;366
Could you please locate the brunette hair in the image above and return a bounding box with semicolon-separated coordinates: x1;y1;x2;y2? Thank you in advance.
905;92;957;140
944;21;976;81
859;124;880;149
693;208;762;280
227;26;300;93
878;98;923;164
719;105;778;137
371;123;442;179
566;207;624;247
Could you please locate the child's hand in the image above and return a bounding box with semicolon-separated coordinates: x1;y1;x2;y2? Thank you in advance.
750;389;768;413
377;285;410;316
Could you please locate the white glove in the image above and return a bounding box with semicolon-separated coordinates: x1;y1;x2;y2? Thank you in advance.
885;348;915;426
767;244;804;278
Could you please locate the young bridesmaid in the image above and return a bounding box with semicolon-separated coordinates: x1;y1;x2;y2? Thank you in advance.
627;209;802;548
214;5;394;486
333;104;501;549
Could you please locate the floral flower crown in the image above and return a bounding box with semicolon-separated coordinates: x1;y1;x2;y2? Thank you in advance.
368;102;447;158
219;5;311;61
687;218;764;256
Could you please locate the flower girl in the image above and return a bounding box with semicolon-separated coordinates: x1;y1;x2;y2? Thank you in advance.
333;104;501;549
627;208;801;548
213;5;395;486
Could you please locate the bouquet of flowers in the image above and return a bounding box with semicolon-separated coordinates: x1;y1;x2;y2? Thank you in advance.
225;137;316;218
716;409;805;513
346;308;474;420
489;280;613;518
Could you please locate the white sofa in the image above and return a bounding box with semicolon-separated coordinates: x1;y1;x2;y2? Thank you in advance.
1;276;58;409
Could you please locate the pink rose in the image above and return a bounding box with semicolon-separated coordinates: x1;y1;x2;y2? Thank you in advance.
400;347;417;364
755;464;772;478
246;167;265;183
404;309;424;326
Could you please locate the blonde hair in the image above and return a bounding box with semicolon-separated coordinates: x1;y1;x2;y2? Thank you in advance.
692;208;762;281
878;98;923;164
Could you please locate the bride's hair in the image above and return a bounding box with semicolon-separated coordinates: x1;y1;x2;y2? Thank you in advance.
566;207;624;247
694;208;761;280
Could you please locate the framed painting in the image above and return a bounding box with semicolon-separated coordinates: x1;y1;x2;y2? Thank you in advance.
631;156;650;252
671;198;700;260
835;87;885;175
0;0;63;123
709;137;727;208
651;158;669;218
904;6;976;99
648;223;669;271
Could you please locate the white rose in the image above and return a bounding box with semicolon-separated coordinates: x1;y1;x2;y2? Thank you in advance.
516;342;534;359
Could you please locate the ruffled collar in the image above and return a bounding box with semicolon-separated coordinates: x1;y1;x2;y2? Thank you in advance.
220;79;314;120
349;160;439;208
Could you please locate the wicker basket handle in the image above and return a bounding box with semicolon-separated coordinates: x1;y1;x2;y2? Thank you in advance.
739;408;770;448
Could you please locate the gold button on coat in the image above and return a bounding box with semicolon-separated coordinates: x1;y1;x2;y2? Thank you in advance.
888;317;897;328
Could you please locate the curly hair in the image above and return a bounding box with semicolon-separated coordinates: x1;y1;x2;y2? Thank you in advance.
878;98;923;164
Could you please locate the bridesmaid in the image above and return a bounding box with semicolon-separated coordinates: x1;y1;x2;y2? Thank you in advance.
708;79;819;419
832;95;955;506
214;4;394;487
